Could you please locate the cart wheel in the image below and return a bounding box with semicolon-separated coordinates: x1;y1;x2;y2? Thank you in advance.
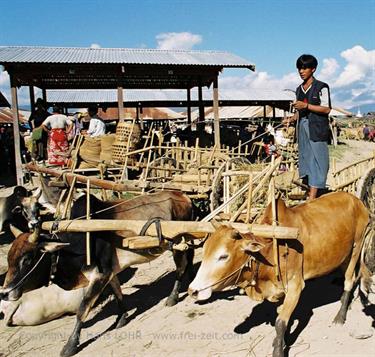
210;157;251;212
356;167;375;213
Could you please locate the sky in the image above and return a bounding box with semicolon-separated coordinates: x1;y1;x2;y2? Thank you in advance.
0;0;374;111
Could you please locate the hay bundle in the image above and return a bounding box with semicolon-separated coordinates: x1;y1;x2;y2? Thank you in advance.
79;136;101;166
100;134;116;163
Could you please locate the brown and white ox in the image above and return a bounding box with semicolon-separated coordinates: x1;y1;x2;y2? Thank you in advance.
189;192;370;357
0;190;194;357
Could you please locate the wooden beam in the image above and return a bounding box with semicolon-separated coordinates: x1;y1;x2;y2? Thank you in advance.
187;88;191;124
198;85;205;124
41;219;299;240
42;88;47;103
213;77;221;147
10;83;24;185
117;86;124;121
29;86;35;113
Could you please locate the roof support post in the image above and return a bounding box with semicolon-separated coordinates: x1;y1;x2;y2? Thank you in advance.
187;88;191;124
263;105;267;119
117;86;124;121
42;88;47;103
213;77;221;148
10;81;24;185
29;86;35;113
198;85;205;124
139;107;144;130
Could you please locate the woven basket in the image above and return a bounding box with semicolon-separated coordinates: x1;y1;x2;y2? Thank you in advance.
111;141;138;164
111;122;141;164
115;122;141;143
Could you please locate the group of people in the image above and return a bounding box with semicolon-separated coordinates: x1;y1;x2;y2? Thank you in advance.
28;103;106;166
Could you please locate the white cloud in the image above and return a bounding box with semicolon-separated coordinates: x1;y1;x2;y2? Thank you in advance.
90;43;101;49
319;58;340;82
156;32;202;50
0;70;9;86
333;46;375;88
218;45;374;110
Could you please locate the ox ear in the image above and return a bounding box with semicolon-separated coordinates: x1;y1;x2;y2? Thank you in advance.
9;225;24;238
241;240;265;253
38;242;70;253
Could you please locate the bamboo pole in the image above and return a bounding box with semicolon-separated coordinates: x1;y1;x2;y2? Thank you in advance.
62;176;77;219
245;173;253;224
228;157;282;222
42;219;299;240
10;84;23;185
86;180;91;266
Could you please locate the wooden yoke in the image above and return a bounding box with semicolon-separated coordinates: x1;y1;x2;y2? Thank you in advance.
42;219;299;250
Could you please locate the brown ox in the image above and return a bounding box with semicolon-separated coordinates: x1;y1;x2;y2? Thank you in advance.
188;192;370;357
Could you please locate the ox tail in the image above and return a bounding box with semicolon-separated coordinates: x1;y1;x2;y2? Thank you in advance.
359;219;375;306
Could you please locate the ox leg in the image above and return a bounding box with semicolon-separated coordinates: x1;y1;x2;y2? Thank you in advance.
110;275;127;328
60;273;112;357
333;243;362;324
273;278;304;357
166;248;194;307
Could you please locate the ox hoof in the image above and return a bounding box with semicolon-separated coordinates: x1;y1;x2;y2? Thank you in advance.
116;313;127;329
60;342;78;357
333;314;346;325
165;296;178;307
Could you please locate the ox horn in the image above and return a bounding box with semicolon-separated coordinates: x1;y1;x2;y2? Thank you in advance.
210;219;222;229
28;227;40;243
9;225;24;238
33;188;42;200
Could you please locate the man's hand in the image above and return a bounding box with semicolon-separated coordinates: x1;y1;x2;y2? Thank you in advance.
292;101;308;110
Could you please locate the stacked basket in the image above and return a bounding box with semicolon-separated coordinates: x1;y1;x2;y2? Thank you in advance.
111;121;141;165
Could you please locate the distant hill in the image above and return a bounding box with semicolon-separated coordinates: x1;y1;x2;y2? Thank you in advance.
349;103;375;115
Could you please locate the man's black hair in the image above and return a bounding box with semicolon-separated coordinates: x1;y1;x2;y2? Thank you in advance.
52;105;62;114
88;105;98;115
296;54;318;69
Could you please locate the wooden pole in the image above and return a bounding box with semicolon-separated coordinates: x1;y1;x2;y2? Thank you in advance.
86;180;91;266
42;88;47;103
29;86;35;113
10;82;24;185
198;85;204;125
117;86;124;121
245;173;253;224
187;88;191;125
213;77;221;148
42;219;299;240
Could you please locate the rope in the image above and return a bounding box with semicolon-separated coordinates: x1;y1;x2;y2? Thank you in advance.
194;256;251;293
3;252;47;294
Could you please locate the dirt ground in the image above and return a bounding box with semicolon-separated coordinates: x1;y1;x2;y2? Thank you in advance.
0;139;374;357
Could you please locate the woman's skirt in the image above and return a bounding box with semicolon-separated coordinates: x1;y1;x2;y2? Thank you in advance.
298;118;329;188
48;129;68;166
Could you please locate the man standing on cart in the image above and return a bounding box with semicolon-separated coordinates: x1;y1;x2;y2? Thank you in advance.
284;54;331;200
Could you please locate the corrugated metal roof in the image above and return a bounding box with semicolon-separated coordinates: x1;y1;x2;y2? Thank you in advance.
0;46;255;69
191;105;289;120
47;89;293;104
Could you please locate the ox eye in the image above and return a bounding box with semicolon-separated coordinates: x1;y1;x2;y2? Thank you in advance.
19;255;31;267
218;254;229;261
